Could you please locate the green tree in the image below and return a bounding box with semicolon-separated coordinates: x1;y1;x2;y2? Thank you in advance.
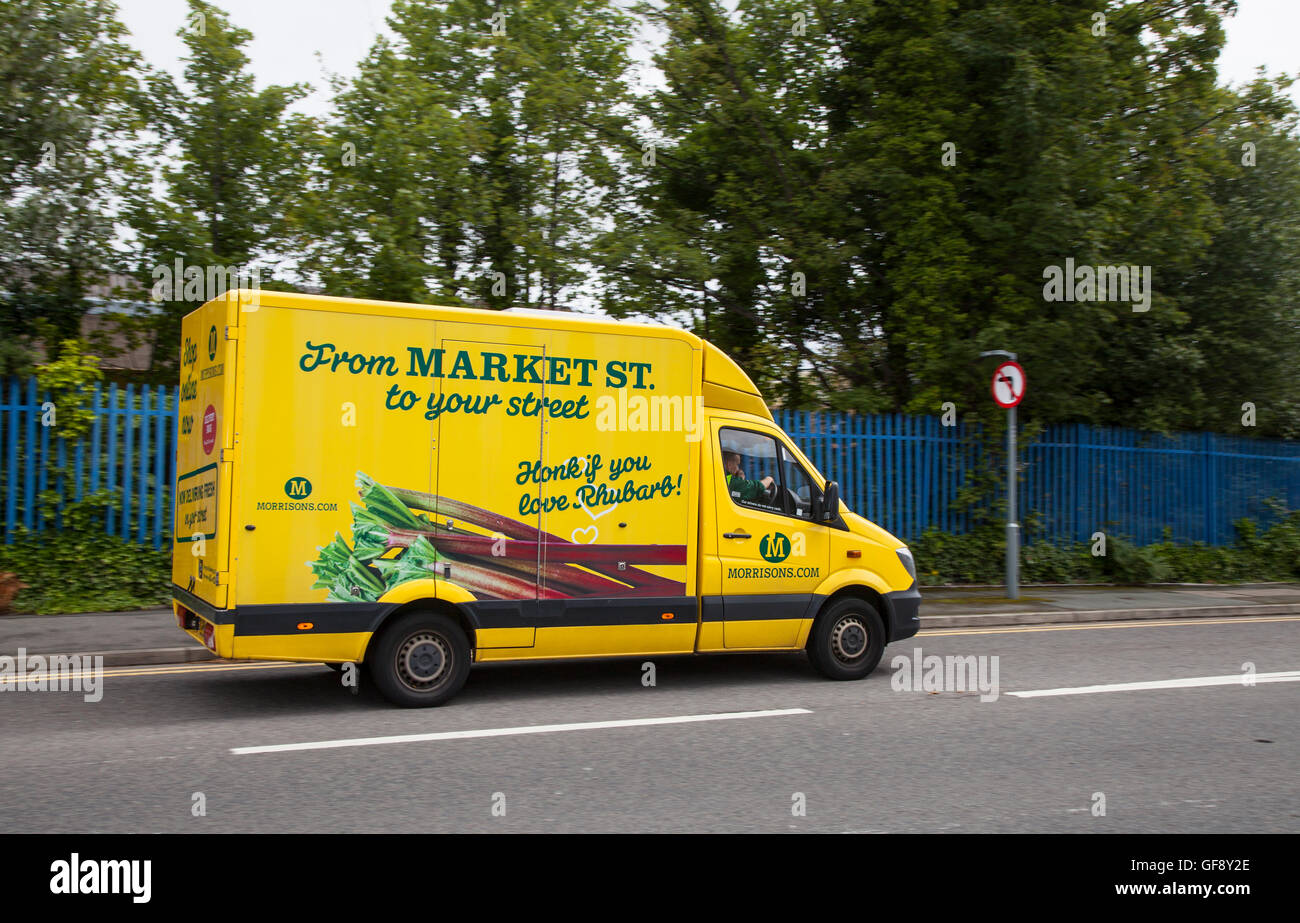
296;0;636;310
0;0;144;355
601;0;830;399
606;0;1300;441
124;0;311;380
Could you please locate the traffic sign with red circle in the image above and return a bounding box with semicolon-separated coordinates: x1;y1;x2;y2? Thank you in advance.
991;361;1026;409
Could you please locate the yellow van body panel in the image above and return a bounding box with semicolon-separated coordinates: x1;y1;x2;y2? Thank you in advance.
476;623;701;661
701;341;773;421
233;632;371;663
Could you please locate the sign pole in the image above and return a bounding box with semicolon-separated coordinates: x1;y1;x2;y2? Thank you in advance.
1007;401;1018;599
981;350;1024;600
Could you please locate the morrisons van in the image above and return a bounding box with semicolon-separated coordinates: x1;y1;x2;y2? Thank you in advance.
172;290;921;706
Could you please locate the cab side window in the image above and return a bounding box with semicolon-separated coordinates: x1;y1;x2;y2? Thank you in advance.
779;444;822;520
719;428;782;514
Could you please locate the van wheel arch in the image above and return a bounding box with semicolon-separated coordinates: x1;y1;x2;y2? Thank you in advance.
361;599;477;663
815;585;890;643
805;592;887;680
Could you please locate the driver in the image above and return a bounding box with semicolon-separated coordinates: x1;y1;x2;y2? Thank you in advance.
722;451;774;502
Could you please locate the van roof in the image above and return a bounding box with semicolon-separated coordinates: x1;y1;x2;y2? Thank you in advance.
219;289;701;346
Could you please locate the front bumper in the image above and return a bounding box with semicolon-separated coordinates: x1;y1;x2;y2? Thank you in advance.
882;581;922;641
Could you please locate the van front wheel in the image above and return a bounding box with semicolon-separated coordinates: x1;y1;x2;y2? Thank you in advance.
369;612;471;707
807;597;885;680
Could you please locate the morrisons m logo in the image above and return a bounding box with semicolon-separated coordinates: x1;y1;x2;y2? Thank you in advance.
759;531;791;563
284;477;313;500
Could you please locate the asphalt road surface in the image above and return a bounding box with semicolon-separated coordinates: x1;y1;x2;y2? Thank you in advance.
2;616;1296;833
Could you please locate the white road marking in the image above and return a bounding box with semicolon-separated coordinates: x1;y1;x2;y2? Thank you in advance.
1008;671;1300;698
231;707;814;755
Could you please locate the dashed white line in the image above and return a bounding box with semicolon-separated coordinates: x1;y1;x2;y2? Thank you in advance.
231;707;814;755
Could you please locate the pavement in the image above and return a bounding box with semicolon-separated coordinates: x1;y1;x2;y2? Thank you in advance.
2;583;1299;666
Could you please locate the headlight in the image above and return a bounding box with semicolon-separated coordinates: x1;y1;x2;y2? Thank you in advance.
895;547;916;581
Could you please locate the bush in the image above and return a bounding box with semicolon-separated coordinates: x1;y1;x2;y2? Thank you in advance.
1021;540;1091;584
0;496;171;614
1098;535;1172;584
1146;541;1244;583
908;508;1300;586
911;525;1005;585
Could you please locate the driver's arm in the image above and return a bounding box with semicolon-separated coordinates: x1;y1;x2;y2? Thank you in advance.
730;474;772;502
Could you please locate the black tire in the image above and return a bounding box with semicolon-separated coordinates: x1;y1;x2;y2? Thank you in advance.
806;596;886;680
368;611;471;707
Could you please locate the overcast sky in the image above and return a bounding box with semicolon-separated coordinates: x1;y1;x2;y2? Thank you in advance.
113;0;1300;117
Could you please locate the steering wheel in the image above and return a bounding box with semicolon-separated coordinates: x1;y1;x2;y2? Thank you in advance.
764;477;779;502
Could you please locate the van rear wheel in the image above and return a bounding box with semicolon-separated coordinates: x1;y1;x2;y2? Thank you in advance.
807;597;885;680
369;612;470;707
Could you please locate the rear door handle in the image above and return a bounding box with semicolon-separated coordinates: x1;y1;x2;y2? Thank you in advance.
723;532;752;540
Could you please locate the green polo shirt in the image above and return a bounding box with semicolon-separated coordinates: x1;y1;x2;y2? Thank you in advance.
726;472;768;502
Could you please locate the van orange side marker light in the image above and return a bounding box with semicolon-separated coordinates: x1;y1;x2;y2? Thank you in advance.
297;622;314;630
847;550;861;558
661;613;674;620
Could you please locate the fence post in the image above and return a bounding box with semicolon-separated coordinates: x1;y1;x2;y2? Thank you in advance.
38;383;50;529
106;382;118;535
5;378;17;542
154;384;166;549
24;377;37;532
1202;431;1214;543
122;383;134;538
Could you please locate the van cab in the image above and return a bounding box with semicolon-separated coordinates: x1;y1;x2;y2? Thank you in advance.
172;290;921;706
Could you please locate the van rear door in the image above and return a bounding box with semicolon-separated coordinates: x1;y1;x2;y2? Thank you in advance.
173;293;239;609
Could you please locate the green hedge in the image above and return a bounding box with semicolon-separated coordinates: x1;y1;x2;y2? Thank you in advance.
0;498;172;614
911;508;1300;586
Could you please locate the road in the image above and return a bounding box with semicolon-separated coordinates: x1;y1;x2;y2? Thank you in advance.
2;616;1296;833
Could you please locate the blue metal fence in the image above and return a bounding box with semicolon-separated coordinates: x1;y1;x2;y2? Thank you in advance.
1;377;1296;548
774;410;1300;544
1;377;177;549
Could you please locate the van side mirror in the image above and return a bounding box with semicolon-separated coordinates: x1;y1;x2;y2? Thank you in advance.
820;481;840;522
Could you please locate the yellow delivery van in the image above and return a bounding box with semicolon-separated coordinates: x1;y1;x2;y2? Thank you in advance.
172;290;920;706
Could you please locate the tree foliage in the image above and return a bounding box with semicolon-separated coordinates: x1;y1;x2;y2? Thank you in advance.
0;0;144;354
122;0;311;378
602;0;1300;437
293;0;636;310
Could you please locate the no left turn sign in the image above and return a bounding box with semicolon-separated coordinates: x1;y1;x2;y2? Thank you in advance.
991;361;1026;408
